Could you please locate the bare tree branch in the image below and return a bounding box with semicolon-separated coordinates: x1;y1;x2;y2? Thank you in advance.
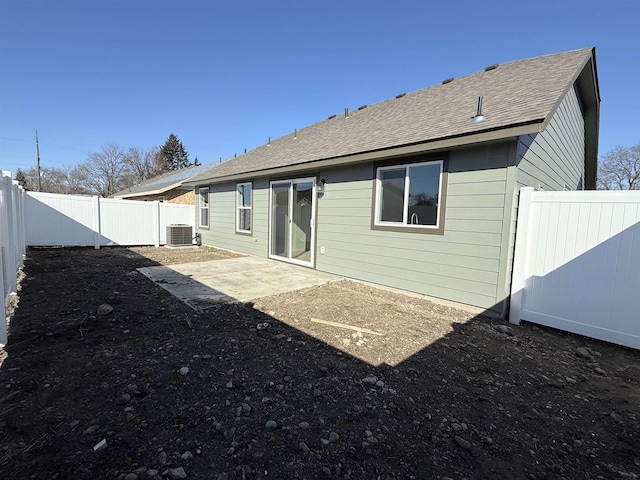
597;142;640;190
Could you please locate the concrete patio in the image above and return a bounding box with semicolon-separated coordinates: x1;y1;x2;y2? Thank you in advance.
137;256;341;311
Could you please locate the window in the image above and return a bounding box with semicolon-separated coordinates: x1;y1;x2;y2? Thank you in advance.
198;187;209;228
236;182;252;233
375;160;443;229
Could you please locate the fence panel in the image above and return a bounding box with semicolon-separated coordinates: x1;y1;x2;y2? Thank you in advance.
25;192;194;248
159;203;196;244
510;187;640;349
1;171;26;345
25;192;96;246
100;198;157;246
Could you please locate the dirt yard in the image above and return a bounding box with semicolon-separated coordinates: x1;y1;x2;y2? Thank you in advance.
1;247;639;480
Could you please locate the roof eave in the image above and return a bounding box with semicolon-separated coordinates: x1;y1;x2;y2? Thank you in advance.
113;180;186;198
184;122;543;186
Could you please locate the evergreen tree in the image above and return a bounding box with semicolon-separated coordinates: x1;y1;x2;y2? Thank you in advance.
193;156;200;166
14;168;30;190
159;133;190;170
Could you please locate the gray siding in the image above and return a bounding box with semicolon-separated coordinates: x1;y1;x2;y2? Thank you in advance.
199;178;269;257
517;86;585;191
315;142;512;311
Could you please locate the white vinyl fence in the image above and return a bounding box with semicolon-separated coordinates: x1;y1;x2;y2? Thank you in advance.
510;187;640;349
1;171;26;345
26;192;194;248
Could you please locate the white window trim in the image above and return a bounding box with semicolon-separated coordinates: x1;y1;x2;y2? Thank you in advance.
198;187;209;228
236;182;252;234
374;160;443;229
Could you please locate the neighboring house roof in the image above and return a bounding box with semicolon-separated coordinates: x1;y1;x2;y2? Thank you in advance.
186;48;599;187
113;163;216;198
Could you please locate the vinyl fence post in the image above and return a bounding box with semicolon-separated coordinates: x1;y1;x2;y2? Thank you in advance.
0;249;6;345
15;183;26;264
0;172;11;345
509;187;534;325
93;196;101;250
154;201;160;247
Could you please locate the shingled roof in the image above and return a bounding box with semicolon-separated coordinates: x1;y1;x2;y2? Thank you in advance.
113;162;216;198
187;48;599;185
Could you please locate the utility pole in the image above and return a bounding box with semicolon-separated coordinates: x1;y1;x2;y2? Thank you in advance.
36;130;42;191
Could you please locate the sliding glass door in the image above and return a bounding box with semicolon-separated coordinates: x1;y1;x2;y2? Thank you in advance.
269;178;315;267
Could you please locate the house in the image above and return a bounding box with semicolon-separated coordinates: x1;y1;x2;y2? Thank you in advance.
113;163;215;204
185;48;600;317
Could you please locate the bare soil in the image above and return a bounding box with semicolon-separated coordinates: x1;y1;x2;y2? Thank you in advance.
1;247;639;480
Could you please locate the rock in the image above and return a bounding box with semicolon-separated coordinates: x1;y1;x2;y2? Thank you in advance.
565;377;577;384
97;304;113;315
242;403;251;412
257;322;270;330
594;367;606;375
322;467;331;475
158;451;168;465
116;393;131;405
298;421;310;429
179;367;189;376
329;431;340;443
274;334;287;340
375;380;385;388
314;388;322;397
124;474;138;480
299;441;310;452
92;439;107;452
226;381;234;389
83;425;98;435
147;470;160;478
167;467;187;479
494;325;513;335
576;347;591;359
265;420;277;430
68;420;80;428
181;450;193;460
454;435;471;450
124;406;134;413
362;375;378;385
451;423;463;432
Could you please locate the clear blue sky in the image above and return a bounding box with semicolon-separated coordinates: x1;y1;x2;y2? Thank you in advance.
1;0;638;175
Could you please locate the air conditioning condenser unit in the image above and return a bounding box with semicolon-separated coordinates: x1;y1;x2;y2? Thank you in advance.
166;224;193;247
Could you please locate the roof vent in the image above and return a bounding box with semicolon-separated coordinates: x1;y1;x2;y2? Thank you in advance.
485;64;498;71
395;93;406;99
470;96;487;124
357;105;367;110
442;78;454;84
328;114;337;120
